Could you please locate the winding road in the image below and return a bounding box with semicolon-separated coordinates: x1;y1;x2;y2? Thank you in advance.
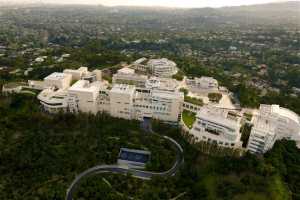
65;121;184;200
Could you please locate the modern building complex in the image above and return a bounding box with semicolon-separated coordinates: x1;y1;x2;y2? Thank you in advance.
190;106;242;148
36;66;183;123
247;104;300;154
5;57;300;154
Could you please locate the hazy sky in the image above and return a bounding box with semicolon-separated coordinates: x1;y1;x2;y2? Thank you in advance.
1;0;297;8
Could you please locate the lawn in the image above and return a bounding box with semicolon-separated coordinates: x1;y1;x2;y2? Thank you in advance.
182;110;196;129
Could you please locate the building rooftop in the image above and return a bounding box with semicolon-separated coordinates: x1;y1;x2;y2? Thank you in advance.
113;70;147;81
44;72;71;81
252;115;276;136
133;57;147;65
110;84;136;95
117;67;135;74
68;80;102;93
197;106;241;130
118;148;151;164
146;77;178;91
187;76;218;84
199;76;218;83
259;104;300;124
152;89;184;100
3;82;27;89
38;88;68;105
148;58;176;67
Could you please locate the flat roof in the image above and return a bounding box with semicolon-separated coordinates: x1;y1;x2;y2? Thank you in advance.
260;104;300;124
133;57;147;64
64;67;88;74
44;72;71;81
110;84;136;95
197;106;241;129
117;67;135;74
68;80;102;93
152;89;183;99
252;115;276;136
4;82;27;89
118;148;151;164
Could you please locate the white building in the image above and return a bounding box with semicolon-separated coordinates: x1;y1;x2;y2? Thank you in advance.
151;89;183;122
112;67;148;88
68;80;102;114
109;84;136;120
247;104;300;154
133;57;147;65
131;57;148;73
64;67;102;82
190;106;242;148
147;58;178;78
2;82;27;94
63;67;88;81
186;76;219;93
109;83;184;122
133;88;183;122
28;80;47;90
145;77;178;92
35;67;183;123
44;72;72;90
37;88;69;113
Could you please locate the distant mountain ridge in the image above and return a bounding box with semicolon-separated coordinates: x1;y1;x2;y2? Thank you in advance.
1;0;299;9
0;1;299;27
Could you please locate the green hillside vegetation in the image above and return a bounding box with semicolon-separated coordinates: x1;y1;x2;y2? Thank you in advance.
0;94;298;200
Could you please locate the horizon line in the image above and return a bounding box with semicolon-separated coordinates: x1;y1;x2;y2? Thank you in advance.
0;0;298;9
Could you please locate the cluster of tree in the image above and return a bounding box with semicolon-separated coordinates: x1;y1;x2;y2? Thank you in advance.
172;70;185;81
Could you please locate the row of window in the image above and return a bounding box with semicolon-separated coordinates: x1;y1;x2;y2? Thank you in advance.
153;111;171;116
199;119;235;133
119;111;130;115
116;102;130;105
202;136;235;147
194;126;222;136
134;104;168;111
